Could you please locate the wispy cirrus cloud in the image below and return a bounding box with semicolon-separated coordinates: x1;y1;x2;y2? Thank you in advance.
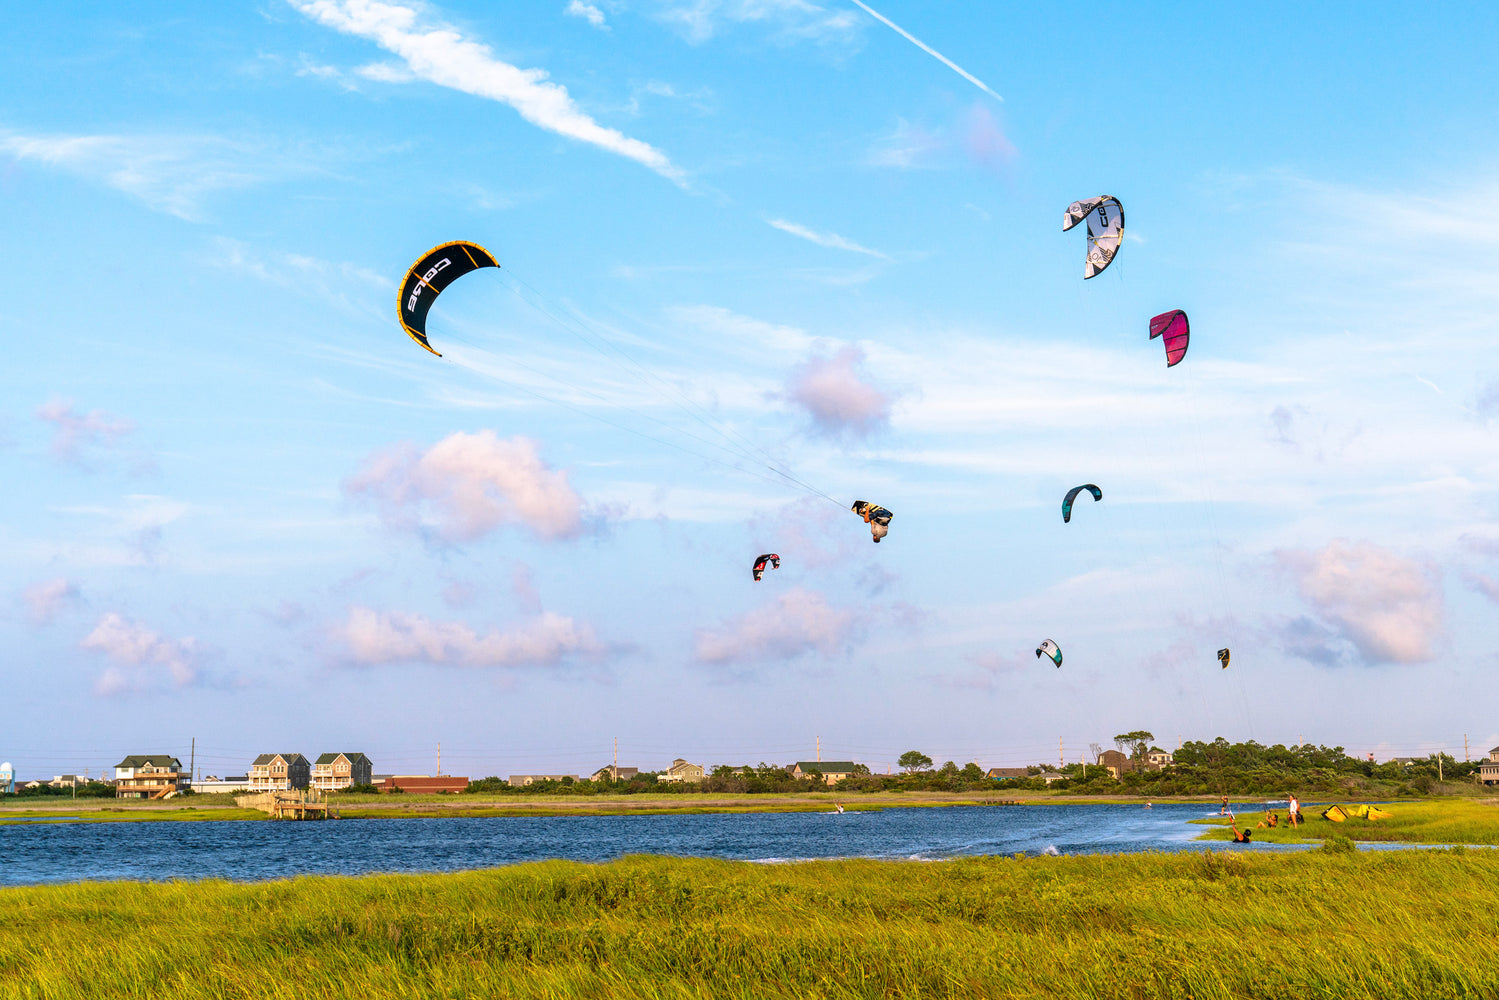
565;0;608;29
345;430;590;543
337;606;604;668
292;0;683;183
767;218;888;259
82;613;201;696
0;132;319;221
35;398;136;466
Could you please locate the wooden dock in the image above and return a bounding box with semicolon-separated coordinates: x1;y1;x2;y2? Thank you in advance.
237;790;335;820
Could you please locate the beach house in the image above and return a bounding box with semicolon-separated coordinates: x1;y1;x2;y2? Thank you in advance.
248;753;311;791
657;759;706;783
113;755;191;799
789;761;859;785
311;752;373;791
1480;747;1499;786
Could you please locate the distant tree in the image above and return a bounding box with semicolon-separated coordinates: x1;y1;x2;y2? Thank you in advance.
852;763;872;776
939;761;960;778
960;762;985;782
341;783;382;795
1089;743;1103;764
1114;731;1156;760
898;751;933;773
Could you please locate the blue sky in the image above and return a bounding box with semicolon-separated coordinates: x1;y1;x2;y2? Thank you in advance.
3;1;1498;781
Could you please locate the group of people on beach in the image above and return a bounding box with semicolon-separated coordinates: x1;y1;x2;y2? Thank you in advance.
1220;793;1302;843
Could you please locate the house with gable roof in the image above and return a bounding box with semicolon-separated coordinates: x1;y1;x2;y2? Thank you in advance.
312;752;373;792
113;755;190;799
249;753;310;791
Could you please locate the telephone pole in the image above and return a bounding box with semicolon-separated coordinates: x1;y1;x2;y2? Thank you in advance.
1059;738;1064;771
1464;734;1470;763
437;742;441;776
613;737;618;772
816;736;821;762
190;737;196;785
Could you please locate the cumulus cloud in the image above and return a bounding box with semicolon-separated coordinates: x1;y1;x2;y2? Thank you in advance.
292;0;682;182
346;431;588;543
36;398;136;464
565;0;608;28
22;578;80;625
338;606;603;668
1275;539;1443;665
783;346;895;438
82;613;200;695
766;218;888;259
695;587;861;665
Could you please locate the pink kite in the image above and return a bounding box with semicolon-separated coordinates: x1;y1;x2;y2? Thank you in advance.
1149;310;1190;367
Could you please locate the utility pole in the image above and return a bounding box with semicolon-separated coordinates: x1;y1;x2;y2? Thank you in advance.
190;737;196;786
1464;734;1470;763
1059;738;1064;772
816;736;821;762
613;737;618;774
437;742;441;776
1438;754;1443;782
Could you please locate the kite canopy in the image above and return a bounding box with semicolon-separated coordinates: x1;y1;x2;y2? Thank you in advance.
1062;484;1103;523
1035;639;1062;668
851;501;893;543
1150;309;1190;367
398;241;500;356
1217;647;1231;670
1063;196;1124;278
751;553;781;582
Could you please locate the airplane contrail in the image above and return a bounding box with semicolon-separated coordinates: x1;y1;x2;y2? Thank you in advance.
848;0;1002;102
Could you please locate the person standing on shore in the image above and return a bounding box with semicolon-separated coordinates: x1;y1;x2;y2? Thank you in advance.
1288;793;1300;828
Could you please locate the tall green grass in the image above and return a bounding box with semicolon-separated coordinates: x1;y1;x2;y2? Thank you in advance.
3;850;1497;998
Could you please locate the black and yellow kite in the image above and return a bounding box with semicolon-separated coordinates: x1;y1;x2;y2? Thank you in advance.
397;241;500;356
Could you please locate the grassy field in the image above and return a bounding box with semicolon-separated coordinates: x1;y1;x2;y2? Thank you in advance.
3;850;1497;999
1195;798;1499;846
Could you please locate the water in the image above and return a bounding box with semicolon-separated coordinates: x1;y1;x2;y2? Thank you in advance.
0;803;1276;885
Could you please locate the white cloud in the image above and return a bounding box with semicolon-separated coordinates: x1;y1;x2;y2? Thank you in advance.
354;60;416;82
1276;540;1444;665
784;345;894;438
339;606;603;667
695;586;861;664
565;0;608;29
292;0;682;182
82;613;200;695
0;132;314;221
35;398;136;465
767;218;888;259
345;430;588;543
22;578;80;625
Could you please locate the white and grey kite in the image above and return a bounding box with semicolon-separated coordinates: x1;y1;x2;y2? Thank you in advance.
1063;196;1124;279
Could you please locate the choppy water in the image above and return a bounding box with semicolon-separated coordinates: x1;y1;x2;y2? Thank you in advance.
0;802;1285;885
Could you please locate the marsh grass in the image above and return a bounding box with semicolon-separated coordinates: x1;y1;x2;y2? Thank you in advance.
1195;799;1499;846
3;851;1498;998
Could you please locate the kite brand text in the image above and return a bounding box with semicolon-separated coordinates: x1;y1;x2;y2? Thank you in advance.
406;258;451;312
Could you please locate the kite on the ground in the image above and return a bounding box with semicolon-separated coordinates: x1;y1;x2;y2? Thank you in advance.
1036;639;1062;668
398;241;500;356
1150;310;1190;367
1063;196;1124;278
851;501;893;543
1062;484;1103;523
1217;648;1231;670
752;553;780;582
